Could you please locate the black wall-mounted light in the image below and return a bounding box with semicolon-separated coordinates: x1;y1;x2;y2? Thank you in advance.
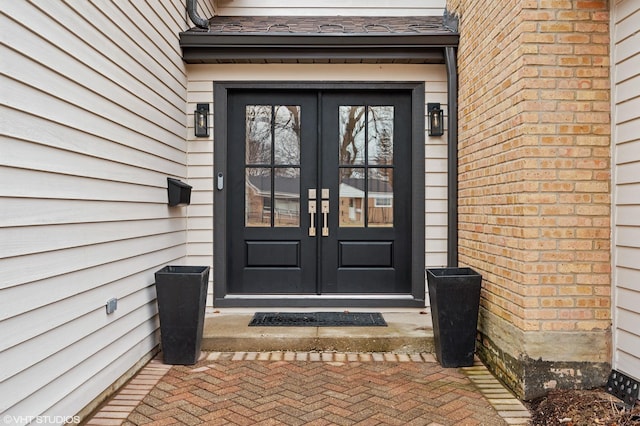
194;103;209;137
428;103;444;136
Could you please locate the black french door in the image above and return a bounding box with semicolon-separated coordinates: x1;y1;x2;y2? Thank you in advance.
226;89;412;295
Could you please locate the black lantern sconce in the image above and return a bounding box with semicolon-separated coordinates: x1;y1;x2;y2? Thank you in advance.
194;103;209;137
428;103;444;136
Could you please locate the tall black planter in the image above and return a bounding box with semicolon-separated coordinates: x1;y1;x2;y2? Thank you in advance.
426;267;482;368
154;265;210;365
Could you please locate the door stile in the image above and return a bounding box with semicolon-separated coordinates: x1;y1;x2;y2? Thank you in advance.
315;91;323;295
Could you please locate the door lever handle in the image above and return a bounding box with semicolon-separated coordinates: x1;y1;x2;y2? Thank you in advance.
309;200;317;236
321;189;329;237
321;200;329;236
308;189;317;237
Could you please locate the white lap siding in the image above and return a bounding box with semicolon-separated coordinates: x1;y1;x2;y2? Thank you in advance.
612;0;640;381
213;0;445;16
185;63;449;306
1;1;189;422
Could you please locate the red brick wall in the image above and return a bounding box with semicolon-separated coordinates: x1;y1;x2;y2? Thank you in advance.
447;0;611;398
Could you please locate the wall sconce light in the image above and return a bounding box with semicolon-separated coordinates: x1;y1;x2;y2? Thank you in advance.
194;103;209;137
428;103;444;136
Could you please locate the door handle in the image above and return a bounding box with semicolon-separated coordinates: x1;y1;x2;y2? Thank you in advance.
321;200;329;236
321;188;329;237
308;189;317;237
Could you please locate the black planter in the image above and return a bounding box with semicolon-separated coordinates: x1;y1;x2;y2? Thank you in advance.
154;265;210;365
426;267;482;368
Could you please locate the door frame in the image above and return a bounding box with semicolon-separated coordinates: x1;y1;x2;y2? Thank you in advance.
213;81;425;307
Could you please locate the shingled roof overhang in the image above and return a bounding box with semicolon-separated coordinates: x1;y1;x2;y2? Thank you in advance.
179;16;459;64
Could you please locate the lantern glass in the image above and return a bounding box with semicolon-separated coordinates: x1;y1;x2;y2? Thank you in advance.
195;104;209;137
427;103;444;136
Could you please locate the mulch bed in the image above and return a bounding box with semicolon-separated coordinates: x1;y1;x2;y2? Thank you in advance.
527;388;640;426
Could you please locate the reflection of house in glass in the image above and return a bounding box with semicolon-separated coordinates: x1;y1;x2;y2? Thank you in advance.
340;178;393;227
246;175;300;227
245;175;393;228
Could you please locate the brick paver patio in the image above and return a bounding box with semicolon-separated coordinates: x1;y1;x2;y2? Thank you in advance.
85;352;530;425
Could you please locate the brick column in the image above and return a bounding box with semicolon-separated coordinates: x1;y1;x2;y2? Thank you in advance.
447;0;611;399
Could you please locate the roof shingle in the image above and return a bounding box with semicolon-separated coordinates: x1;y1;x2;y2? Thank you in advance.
202;15;455;35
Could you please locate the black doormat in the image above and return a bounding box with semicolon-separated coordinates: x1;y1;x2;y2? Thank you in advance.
248;312;387;327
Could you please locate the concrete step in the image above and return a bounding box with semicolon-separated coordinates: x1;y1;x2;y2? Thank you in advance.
202;312;434;353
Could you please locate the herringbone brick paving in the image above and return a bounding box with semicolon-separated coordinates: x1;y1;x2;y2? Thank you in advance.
86;352;530;426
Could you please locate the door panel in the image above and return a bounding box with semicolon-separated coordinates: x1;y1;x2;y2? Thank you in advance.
227;89;411;295
246;241;300;267
320;91;411;294
228;91;317;294
339;242;393;267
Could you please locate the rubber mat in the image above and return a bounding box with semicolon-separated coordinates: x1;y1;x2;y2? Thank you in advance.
248;312;387;327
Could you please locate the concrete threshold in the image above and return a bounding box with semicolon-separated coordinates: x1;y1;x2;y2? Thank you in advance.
202;311;434;353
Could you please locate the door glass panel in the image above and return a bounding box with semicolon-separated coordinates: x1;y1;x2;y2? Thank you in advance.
274;106;301;165
368;168;393;227
338;105;394;228
368;106;394;165
339;167;365;227
274;167;300;227
246;106;272;164
246;168;271;227
339;106;365;165
245;105;302;228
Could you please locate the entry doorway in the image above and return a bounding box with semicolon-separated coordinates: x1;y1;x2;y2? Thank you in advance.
214;83;425;307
